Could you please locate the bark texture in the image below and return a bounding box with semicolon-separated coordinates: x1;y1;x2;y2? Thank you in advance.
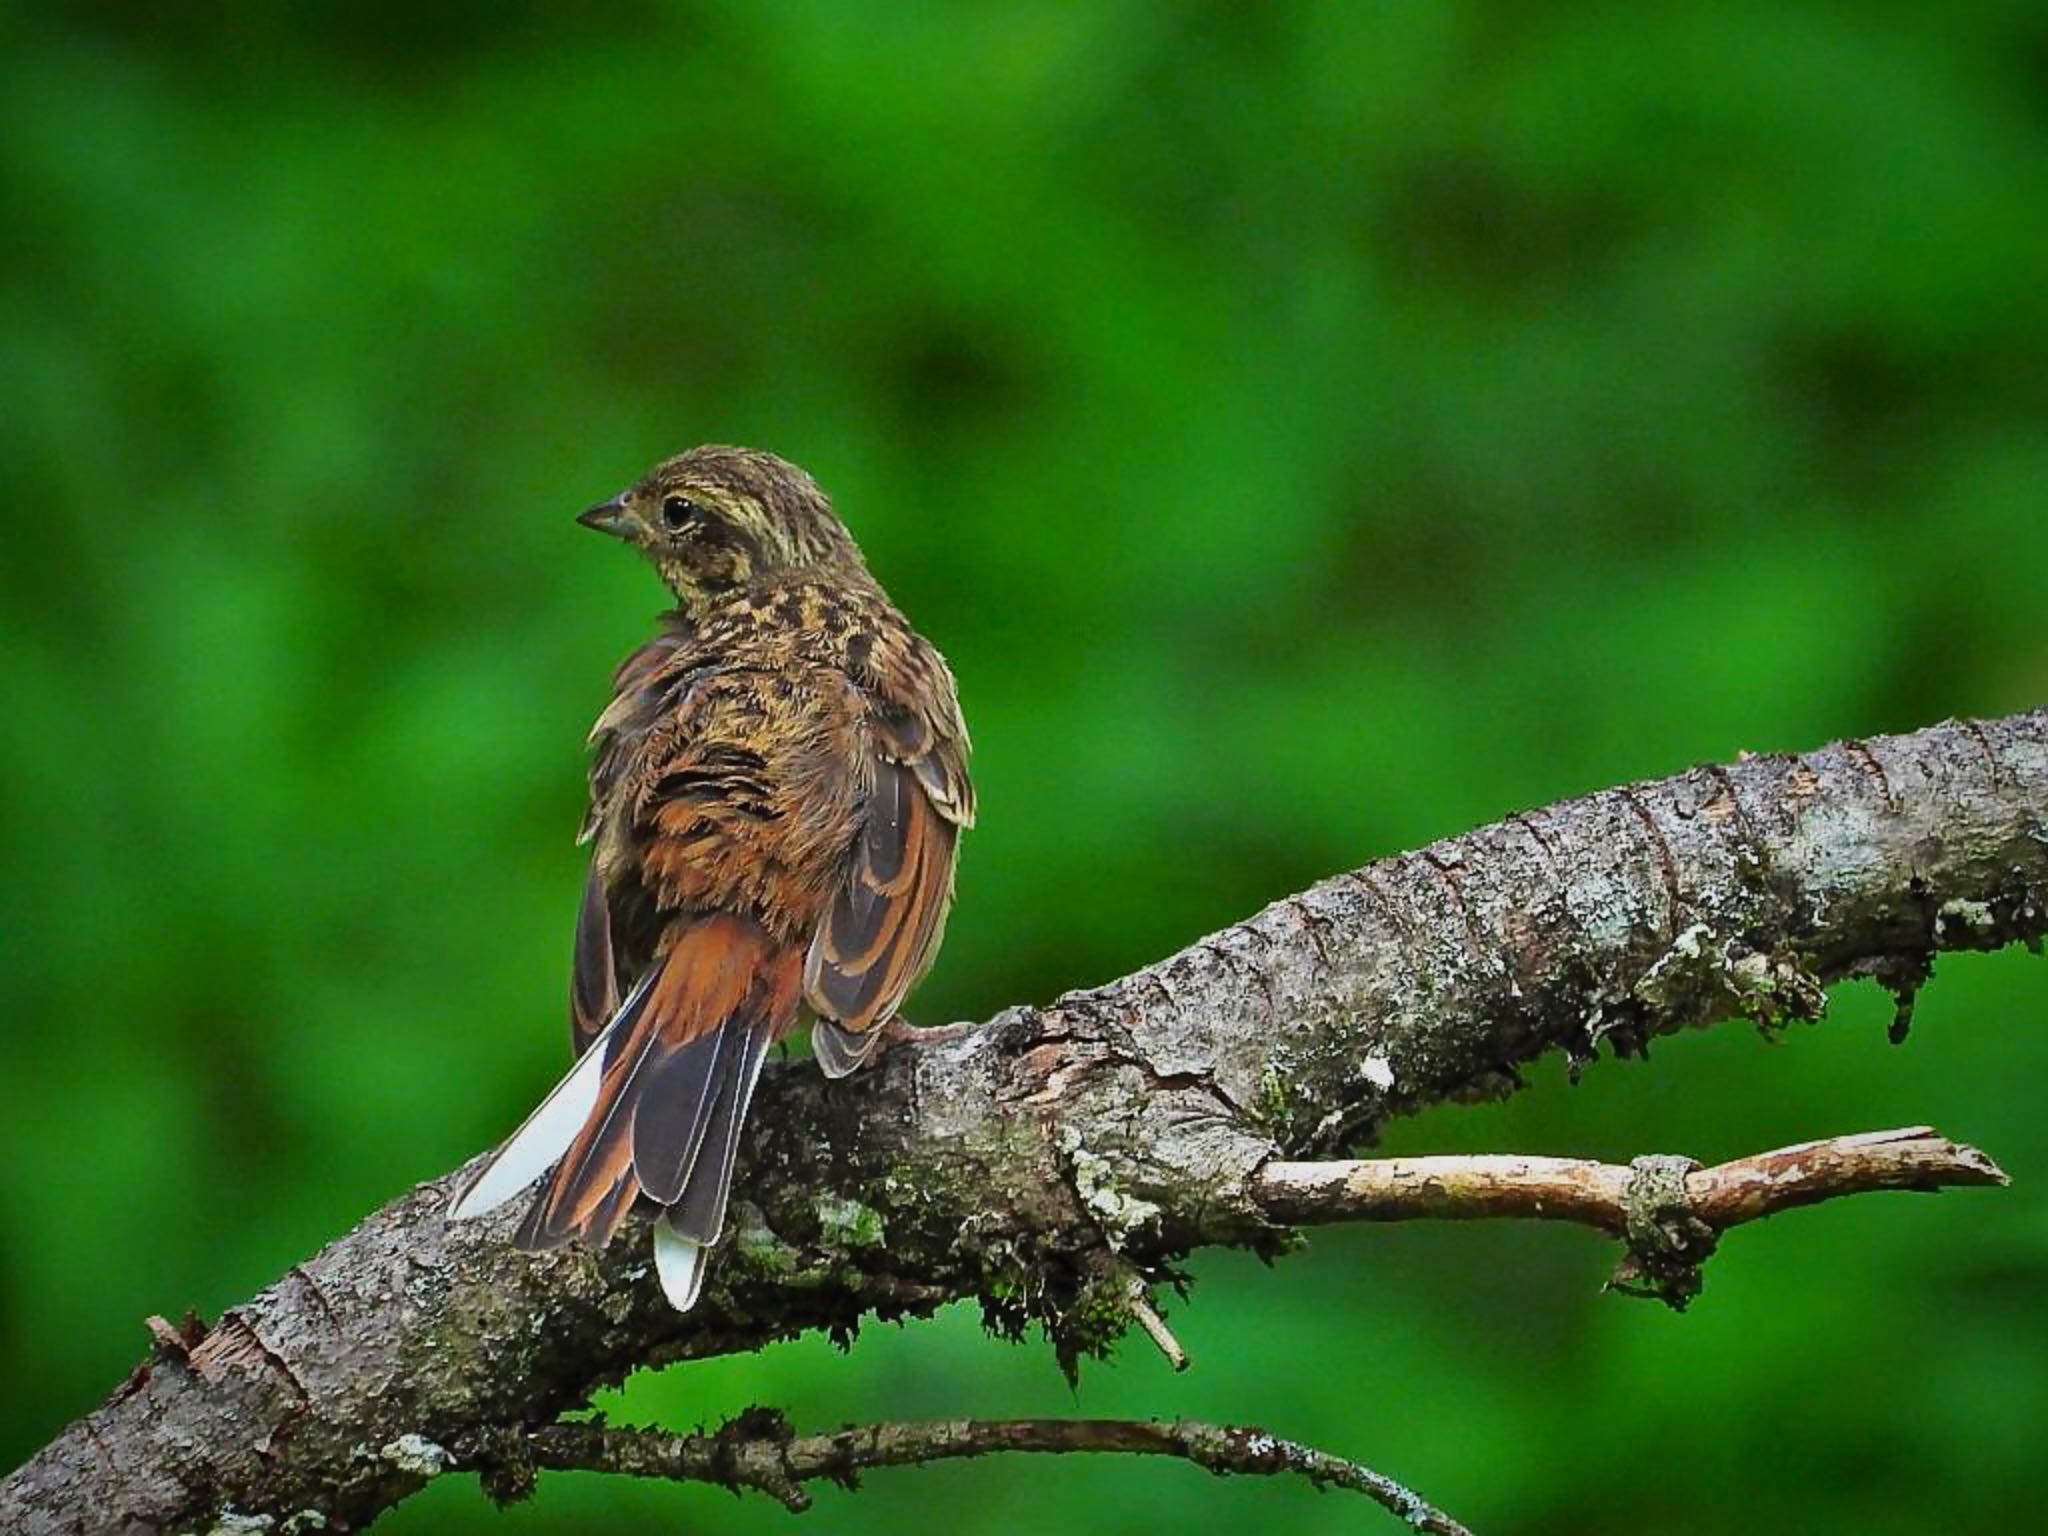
5;710;2044;1534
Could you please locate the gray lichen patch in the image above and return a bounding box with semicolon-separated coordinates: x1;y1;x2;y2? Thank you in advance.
1609;1153;1716;1311
1631;922;1826;1033
379;1433;452;1479
1057;1127;1164;1250
204;1513;275;1536
1935;897;1997;941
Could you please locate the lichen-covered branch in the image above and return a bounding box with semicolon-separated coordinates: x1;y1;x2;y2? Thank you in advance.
1254;1125;2008;1307
4;710;2043;1535
474;1411;1472;1535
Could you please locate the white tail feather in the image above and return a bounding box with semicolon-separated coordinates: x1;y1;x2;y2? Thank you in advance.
654;1214;707;1311
448;1006;630;1221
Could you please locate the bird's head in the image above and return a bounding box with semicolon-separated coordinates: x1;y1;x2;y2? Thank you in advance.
577;445;867;611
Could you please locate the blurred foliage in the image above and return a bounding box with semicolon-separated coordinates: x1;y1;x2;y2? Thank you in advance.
4;3;2047;1532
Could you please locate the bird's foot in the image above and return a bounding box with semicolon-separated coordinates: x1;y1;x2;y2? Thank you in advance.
882;1016;978;1047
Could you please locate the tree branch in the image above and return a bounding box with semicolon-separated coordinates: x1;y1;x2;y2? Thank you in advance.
491;1411;1475;1535
1254;1125;2008;1307
4;709;2043;1534
1252;1126;2008;1231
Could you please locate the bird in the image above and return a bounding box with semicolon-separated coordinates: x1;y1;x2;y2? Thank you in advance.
448;445;973;1312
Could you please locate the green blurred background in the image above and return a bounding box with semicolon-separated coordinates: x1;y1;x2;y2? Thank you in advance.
4;4;2046;1532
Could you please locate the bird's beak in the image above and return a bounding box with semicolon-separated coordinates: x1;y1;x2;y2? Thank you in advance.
577;494;634;538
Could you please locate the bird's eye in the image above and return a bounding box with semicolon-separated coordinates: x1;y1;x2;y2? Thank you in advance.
660;494;702;532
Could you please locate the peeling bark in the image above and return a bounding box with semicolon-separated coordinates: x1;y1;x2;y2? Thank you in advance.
4;710;2044;1534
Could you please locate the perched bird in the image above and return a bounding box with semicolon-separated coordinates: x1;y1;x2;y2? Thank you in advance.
450;446;973;1311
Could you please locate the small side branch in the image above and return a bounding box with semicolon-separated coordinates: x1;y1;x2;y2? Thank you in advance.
519;1413;1473;1535
1124;1278;1190;1372
1253;1125;2007;1306
1252;1126;2006;1229
1683;1126;2008;1221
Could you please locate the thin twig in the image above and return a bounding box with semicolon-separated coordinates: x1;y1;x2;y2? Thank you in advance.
1252;1125;2006;1308
1685;1126;2008;1221
1125;1279;1190;1372
1250;1125;2006;1231
524;1413;1474;1535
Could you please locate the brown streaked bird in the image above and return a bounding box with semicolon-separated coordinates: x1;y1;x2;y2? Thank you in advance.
450;445;973;1310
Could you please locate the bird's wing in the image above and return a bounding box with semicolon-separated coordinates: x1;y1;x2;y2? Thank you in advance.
568;862;618;1059
803;696;972;1073
581;626;689;845
573;624;689;1055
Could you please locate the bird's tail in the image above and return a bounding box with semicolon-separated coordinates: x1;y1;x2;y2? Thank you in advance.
449;913;801;1312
